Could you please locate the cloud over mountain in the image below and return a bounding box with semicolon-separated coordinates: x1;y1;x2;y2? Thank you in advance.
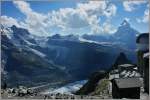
136;4;149;23
1;16;20;27
1;1;148;36
1;1;117;36
123;1;147;12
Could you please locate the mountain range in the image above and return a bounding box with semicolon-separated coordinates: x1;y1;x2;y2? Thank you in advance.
82;20;139;50
1;20;138;87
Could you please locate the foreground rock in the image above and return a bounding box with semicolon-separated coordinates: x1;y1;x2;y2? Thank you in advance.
76;71;108;95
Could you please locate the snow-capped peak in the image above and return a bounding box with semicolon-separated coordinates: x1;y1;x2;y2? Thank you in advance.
50;34;80;42
1;25;37;46
120;19;130;28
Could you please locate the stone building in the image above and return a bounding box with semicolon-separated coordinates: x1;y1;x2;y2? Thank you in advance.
118;64;135;72
111;78;142;99
118;64;140;78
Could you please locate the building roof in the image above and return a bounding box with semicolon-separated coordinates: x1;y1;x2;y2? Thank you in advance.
143;52;149;59
113;78;142;89
136;33;149;43
118;64;135;68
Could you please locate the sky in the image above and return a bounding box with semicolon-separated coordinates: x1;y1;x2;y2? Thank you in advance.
1;0;149;36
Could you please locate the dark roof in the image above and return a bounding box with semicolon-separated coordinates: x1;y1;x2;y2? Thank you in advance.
136;33;149;43
113;78;142;88
118;64;135;68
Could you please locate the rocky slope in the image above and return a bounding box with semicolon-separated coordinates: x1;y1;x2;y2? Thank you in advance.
76;71;107;95
1;25;70;87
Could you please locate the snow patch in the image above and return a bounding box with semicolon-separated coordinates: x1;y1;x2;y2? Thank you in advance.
30;48;46;58
43;80;87;94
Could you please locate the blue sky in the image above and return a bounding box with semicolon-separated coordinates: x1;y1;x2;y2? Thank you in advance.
1;0;149;36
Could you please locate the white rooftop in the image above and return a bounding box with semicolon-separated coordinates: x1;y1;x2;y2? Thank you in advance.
143;52;149;58
119;64;135;68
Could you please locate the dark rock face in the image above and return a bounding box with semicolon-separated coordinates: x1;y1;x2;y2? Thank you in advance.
112;52;132;69
11;25;30;36
46;39;118;80
76;71;106;95
1;47;68;87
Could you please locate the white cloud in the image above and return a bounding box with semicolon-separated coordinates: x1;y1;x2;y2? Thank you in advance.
0;16;20;27
77;1;107;16
136;4;149;23
13;1;49;36
77;1;117;34
123;1;147;12
13;1;32;15
104;3;117;17
102;21;117;34
2;1;117;36
142;8;149;23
